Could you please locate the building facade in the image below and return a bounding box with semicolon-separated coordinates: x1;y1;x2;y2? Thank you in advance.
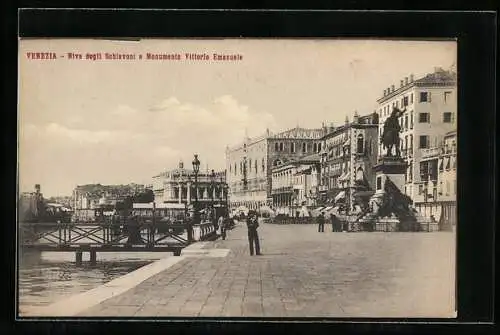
376;67;457;206
152;161;227;208
416;130;457;228
226;127;325;211
271;154;320;215
318;112;379;213
72;183;146;210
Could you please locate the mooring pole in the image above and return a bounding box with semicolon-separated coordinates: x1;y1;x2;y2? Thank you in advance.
90;250;97;265
75;251;83;266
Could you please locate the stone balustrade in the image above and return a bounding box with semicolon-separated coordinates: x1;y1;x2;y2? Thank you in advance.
192;221;217;241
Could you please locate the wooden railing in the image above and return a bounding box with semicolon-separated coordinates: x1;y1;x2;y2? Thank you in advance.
19;216;192;254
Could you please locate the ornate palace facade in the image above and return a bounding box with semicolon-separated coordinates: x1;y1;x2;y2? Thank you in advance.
226;127;325;211
152;161;227;207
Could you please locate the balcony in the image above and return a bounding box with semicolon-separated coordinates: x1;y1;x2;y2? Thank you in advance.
271;186;294;195
318;185;328;192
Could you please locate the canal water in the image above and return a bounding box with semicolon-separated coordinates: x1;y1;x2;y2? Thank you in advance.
18;250;171;314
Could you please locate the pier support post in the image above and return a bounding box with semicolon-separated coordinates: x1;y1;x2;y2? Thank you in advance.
75;251;83;266
90;250;97;265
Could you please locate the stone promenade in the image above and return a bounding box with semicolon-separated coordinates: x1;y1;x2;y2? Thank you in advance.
77;221;456;318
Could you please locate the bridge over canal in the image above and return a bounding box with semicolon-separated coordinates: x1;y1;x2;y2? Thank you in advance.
19;218;218;264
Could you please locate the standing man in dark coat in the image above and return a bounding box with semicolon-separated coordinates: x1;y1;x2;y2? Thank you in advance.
317;212;325;232
330;213;339;232
246;211;261;255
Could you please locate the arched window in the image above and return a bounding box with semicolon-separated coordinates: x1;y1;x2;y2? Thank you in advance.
254;159;258;173
279;142;284;151
302;142;307;153
356;167;364;181
291;142;295;153
275;142;279;151
318;142;322;152
261;158;265;172
357;134;364;154
313;143;317;152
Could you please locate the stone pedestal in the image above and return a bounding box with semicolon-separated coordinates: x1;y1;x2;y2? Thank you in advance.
370;157;407;231
373;156;407;192
369;157;407;213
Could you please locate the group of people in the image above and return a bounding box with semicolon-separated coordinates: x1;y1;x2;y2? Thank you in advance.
316;212;346;232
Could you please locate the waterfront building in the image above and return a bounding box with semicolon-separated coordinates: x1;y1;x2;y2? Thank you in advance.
152;160;227;208
416;130;457;229
225;127;325;211
271;153;320;215
376;67;457;207
72;183;147;210
318;112;379;213
19;184;44;221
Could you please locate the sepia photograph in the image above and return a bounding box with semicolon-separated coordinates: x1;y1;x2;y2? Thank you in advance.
17;38;457;318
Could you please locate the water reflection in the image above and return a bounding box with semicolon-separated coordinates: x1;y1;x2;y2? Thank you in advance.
18;250;170;311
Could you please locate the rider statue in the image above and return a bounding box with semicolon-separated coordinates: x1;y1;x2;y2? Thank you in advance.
381;107;405;157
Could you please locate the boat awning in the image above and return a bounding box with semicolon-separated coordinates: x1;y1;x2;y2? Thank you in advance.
315;206;325;212
133;202;186;209
334;191;346;202
322;206;333;212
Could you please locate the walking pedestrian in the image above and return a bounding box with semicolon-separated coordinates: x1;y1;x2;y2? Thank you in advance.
221;214;232;240
317;212;325;232
330;213;339;232
246;211;261;255
217;214;224;236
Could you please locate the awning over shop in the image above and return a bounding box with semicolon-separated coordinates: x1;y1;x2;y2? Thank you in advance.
323;206;333;212
334;191;346;202
338;172;350;181
353;190;374;198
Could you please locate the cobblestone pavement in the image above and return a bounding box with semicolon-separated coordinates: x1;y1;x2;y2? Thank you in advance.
78;221;456;318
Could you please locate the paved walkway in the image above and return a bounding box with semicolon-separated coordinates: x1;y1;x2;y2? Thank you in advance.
76;221;456;318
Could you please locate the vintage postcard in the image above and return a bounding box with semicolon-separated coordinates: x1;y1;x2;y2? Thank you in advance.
18;38;457;318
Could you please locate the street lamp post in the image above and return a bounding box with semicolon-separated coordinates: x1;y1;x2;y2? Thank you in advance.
210;169;216;228
190;154;200;243
219;174;224;212
224;183;229;212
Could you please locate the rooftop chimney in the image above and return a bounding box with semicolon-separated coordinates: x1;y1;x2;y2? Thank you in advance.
391;85;395;92
400;80;404;87
35;184;40;193
405;76;409;85
410;74;414;82
353;111;359;124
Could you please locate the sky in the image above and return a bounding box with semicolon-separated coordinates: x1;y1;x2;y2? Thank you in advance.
18;39;456;197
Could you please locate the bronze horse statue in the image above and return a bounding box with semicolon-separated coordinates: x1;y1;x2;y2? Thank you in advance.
381;107;405;157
